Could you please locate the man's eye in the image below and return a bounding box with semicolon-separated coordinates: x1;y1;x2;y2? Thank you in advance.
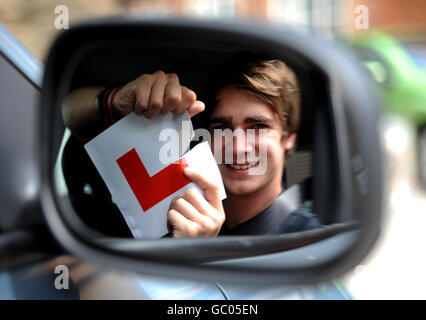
252;123;268;129
211;125;230;131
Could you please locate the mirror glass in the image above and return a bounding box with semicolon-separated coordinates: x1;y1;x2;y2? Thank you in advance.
50;33;363;264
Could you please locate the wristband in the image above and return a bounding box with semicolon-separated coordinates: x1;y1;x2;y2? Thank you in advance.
96;87;112;121
108;85;124;123
96;86;123;124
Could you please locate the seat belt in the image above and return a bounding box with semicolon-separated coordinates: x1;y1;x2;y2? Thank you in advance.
272;181;305;226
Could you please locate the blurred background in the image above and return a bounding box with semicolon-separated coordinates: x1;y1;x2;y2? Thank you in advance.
1;0;426;299
1;0;425;61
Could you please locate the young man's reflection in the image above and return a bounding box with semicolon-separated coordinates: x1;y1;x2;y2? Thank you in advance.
63;51;320;237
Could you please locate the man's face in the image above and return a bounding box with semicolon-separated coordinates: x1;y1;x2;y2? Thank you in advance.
209;86;296;197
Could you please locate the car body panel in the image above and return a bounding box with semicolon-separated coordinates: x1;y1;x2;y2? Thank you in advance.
347;32;426;128
0;24;43;88
0;24;42;232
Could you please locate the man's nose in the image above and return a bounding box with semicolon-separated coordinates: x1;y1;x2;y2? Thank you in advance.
232;129;254;159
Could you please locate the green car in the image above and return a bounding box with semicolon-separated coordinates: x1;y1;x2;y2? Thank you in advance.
344;32;426;188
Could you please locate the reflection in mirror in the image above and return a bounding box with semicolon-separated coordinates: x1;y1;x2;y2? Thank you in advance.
53;40;358;257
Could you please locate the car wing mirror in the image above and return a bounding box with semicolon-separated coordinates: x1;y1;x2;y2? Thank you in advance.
40;17;385;285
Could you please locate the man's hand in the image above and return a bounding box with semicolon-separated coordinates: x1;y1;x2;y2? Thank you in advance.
167;167;225;237
113;71;205;119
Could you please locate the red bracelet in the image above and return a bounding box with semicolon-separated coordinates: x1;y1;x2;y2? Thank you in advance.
108;85;124;123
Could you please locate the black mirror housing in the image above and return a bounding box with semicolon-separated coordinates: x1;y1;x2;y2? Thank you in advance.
40;17;385;285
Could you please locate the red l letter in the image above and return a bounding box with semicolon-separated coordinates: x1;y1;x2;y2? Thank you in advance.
116;148;191;212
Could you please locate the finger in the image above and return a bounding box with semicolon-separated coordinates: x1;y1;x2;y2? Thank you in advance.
145;71;167;119
187;100;205;118
167;208;197;238
134;75;154;115
162;73;182;114
111;82;135;116
181;188;210;215
181;188;225;226
183;168;221;208
170;197;204;223
174;86;196;114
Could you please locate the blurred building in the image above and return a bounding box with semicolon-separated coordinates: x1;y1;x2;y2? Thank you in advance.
125;0;426;38
126;0;344;36
1;0;424;60
347;0;426;37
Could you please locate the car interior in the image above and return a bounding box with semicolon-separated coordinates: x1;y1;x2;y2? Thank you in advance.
56;39;341;239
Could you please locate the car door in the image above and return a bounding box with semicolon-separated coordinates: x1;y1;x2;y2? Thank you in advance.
0;24;228;300
0;23;80;299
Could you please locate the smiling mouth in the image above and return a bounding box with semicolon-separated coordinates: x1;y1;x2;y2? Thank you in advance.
226;161;259;170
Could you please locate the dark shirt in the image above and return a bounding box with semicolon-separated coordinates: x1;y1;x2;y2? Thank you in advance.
218;195;321;236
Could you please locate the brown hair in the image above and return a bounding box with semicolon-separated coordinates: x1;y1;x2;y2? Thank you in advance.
204;51;301;136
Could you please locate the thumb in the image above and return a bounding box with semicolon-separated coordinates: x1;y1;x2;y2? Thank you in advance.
183;167;221;209
188;101;205;118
